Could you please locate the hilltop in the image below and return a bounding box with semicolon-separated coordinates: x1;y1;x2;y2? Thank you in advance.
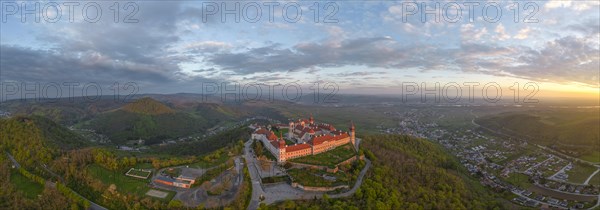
81;97;212;145
120;97;175;115
266;134;503;209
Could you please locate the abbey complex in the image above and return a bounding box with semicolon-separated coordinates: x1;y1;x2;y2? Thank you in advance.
251;116;356;162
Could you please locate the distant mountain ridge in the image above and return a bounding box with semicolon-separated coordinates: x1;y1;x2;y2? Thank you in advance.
0;95;290;145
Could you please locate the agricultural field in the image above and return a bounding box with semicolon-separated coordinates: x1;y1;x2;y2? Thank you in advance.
10;169;44;199
588;172;600;186
290;144;356;168
566;163;598;184
579;150;600;163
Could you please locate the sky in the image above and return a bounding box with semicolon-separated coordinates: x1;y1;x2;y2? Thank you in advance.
0;0;599;101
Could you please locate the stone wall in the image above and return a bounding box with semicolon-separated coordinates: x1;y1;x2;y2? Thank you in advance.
291;182;349;192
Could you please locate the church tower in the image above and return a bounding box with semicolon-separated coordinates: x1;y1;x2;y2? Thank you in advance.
288;121;294;139
309;114;314;125
278;133;286;162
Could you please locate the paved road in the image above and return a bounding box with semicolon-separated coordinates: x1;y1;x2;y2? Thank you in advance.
329;158;371;199
244;140;266;210
5;152;20;168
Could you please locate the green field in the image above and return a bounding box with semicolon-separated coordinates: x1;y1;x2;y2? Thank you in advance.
566;163;598;184
579;150;600;163
290;144;357;167
133;162;154;169
87;164;176;201
503;173;532;189
87;164;150;196
10;170;44;199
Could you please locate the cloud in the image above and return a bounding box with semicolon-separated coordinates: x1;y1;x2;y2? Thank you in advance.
204;35;456;75
566;19;600;36
494;24;511;41
509;36;599;86
2;1;598;94
0;45;173;84
196;31;599;87
460;24;488;42
513;27;531;40
337;71;387;77
545;0;600;11
183;41;233;54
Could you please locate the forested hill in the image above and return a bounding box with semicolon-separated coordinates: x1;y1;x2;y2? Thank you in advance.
0;116;87;168
268;134;503;209
82;97;210;145
120;97;175;115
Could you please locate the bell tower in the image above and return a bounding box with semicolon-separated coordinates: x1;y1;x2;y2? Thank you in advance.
278;133;286;162
288;121;294;139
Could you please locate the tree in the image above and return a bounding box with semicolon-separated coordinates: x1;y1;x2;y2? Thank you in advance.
254;141;263;158
168;200;183;208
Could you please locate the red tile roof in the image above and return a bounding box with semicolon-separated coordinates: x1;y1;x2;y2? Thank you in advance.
331;130;345;135
267;132;278;141
286;143;311;152
318;124;335;131
297;119;311;124
254;128;270;135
